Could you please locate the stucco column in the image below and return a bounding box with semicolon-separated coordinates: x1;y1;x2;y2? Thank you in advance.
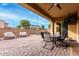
49;20;54;35
77;19;79;42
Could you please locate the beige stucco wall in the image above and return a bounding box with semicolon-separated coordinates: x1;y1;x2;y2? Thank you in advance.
49;21;53;35
50;19;78;41
53;20;77;40
77;19;79;42
68;22;77;40
54;21;57;33
68;19;79;41
49;20;58;35
54;20;63;34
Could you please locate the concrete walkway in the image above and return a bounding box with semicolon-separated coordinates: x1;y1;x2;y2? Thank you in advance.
0;35;74;56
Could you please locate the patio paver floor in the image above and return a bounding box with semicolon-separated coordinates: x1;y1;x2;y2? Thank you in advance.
0;35;75;56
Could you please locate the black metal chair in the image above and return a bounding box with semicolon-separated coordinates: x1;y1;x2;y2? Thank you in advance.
40;32;55;50
40;32;69;49
40;32;45;41
55;36;70;48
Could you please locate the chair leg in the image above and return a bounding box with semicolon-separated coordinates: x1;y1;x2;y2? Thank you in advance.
43;41;47;48
43;42;54;50
64;43;70;49
51;42;55;50
54;41;59;47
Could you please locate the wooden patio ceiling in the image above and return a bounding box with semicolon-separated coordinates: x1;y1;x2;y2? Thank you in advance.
20;3;79;21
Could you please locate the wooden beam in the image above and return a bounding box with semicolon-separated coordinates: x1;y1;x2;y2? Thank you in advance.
26;3;54;20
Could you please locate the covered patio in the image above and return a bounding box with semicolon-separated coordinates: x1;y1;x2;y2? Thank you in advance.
19;3;79;56
20;3;79;41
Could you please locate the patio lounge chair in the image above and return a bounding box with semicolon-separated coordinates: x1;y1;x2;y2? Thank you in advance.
41;32;55;50
19;32;27;37
3;32;16;40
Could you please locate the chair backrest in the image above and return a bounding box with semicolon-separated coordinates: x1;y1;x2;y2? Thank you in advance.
3;32;15;37
19;32;27;36
40;32;44;39
57;36;65;42
44;32;51;38
54;32;60;37
43;32;52;42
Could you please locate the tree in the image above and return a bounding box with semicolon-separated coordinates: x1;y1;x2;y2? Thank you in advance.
20;19;30;29
41;25;45;30
16;19;30;29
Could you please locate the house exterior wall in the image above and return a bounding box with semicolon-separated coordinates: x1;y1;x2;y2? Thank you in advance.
49;21;53;35
50;19;78;41
0;21;8;28
68;23;77;40
77;19;79;42
0;28;41;37
0;21;5;28
54;20;63;34
54;21;57;33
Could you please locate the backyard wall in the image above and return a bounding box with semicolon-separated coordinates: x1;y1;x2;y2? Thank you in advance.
0;28;41;37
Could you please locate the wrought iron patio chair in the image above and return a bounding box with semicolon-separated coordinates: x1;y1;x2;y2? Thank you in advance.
55;36;70;48
41;32;55;50
50;32;67;48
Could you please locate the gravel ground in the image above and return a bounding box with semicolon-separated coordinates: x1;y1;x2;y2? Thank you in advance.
0;35;73;56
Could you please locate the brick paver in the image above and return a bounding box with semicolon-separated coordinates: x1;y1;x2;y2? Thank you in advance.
0;35;73;56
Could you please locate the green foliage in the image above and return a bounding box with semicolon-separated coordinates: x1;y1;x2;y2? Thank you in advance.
20;20;30;28
16;19;30;29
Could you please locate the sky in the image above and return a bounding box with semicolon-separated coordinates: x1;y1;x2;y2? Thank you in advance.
0;3;49;29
